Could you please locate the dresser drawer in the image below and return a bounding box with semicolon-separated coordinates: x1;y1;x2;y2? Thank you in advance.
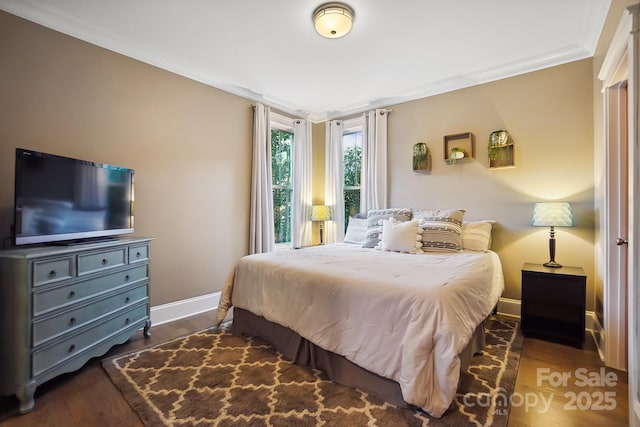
32;303;148;377
33;265;149;316
32;283;149;347
33;257;73;287
128;244;149;264
77;248;126;276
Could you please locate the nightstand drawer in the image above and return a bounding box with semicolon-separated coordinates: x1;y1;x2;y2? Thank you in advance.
77;248;126;276
521;276;584;305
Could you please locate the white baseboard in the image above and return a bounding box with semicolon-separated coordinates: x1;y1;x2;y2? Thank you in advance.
496;297;599;332
496;297;521;318
150;291;221;327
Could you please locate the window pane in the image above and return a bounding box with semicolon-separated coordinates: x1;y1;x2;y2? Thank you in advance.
343;131;362;230
344;189;361;219
271;129;292;188
271;129;293;244
273;188;292;244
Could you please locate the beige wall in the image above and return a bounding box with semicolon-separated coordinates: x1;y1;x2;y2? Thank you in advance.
0;11;253;306
311;122;327;246
386;59;595;307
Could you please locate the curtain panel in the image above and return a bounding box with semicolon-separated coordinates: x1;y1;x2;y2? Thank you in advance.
361;109;389;213
249;103;275;254
325;120;345;243
291;119;313;248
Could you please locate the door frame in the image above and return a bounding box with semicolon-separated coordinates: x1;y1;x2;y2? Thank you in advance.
599;3;631;373
599;5;640;426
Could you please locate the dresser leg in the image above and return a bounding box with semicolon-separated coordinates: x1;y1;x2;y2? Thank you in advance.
17;380;36;414
143;319;151;338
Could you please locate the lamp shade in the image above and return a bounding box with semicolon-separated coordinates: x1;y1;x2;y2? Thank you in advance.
313;3;354;38
531;202;574;227
311;205;332;221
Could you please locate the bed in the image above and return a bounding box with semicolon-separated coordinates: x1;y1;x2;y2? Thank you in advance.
216;238;504;418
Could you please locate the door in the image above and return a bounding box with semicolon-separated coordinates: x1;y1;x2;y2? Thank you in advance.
603;83;629;371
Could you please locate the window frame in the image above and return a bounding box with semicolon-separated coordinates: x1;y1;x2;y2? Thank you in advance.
270;113;295;249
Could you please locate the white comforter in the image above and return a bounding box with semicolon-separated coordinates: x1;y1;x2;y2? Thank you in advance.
216;243;504;417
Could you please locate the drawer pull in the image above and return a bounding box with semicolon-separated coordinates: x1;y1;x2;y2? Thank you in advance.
68;344;76;353
136;252;142;258
125;297;130;303
68;317;76;326
125;318;130;325
125;275;130;281
101;259;108;265
68;291;76;299
48;270;57;279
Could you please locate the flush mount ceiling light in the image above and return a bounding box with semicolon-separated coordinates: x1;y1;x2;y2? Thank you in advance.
313;2;354;39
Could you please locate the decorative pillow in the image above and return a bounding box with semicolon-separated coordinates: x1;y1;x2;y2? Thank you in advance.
363;208;413;248
376;219;422;254
413;209;465;252
343;217;368;245
462;221;495;252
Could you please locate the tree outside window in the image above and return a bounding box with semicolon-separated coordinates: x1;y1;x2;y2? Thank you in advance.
272;129;293;244
343;131;362;231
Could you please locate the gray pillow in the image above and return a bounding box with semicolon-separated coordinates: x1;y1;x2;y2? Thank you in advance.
413;209;465;252
363;208;413;248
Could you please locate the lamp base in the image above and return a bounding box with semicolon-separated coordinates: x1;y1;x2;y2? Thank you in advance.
543;261;562;268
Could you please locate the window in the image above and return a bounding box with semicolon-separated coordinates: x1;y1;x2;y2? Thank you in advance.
343;128;363;231
271;115;294;245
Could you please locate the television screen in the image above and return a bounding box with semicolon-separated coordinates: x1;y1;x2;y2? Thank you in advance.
14;148;134;245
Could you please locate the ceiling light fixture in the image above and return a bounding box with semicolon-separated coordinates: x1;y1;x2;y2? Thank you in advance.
313;2;354;39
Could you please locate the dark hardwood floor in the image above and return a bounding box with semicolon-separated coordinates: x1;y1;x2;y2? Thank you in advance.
0;313;629;426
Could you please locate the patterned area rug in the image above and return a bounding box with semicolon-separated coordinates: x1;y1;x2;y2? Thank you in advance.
103;317;522;426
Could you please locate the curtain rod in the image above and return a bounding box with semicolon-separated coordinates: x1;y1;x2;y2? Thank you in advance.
251;103;308;122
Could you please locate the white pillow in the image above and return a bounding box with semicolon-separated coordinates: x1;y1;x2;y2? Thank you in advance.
343;217;368;245
376;219;422;254
462;221;494;252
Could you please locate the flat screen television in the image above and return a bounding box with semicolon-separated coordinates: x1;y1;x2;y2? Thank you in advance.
13;148;134;246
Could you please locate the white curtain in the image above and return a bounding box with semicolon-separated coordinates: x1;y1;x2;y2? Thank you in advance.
325;120;345;243
291;119;313;248
249;103;275;254
360;109;389;212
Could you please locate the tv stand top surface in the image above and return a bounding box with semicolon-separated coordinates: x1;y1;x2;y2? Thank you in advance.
0;237;153;258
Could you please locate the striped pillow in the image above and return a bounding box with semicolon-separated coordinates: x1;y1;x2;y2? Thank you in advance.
413;209;465;252
363;208;413;248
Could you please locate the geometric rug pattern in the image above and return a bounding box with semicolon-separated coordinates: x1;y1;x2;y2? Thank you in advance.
102;316;521;426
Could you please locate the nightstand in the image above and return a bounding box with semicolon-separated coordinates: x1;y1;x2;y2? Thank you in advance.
521;263;586;348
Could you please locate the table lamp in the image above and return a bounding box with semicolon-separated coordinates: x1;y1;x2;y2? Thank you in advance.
311;205;332;245
531;202;574;268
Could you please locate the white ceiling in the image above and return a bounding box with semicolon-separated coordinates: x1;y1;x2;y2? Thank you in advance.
1;0;611;122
